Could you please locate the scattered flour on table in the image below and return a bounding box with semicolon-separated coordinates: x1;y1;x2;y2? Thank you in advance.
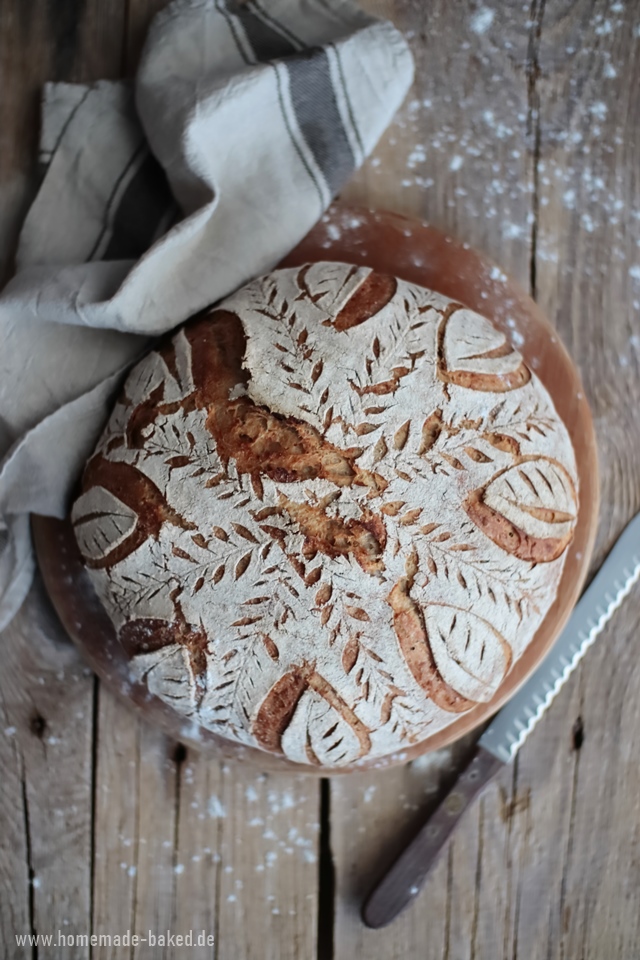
208;795;226;819
470;8;495;35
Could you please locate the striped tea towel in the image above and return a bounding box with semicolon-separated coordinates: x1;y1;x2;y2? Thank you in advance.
0;0;413;630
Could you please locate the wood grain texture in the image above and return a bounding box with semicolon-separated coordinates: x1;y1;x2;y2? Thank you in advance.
0;575;95;959
0;0;126;285
213;767;320;960
534;0;640;570
91;690;178;959
125;0;167;73
1;0;640;958
342;0;535;288
91;709;319;960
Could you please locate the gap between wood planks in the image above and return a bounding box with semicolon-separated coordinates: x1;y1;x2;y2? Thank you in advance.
171;743;186;934
556;679;585;960
89;676;99;952
317;779;334;960
527;0;545;302
497;9;543;960
20;771;37;959
123;0;132;74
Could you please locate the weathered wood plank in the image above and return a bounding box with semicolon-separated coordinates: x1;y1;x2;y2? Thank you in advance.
521;3;640;957
474;675;583;959
91;691;177;959
129;725;179;956
0;0;51;284
0;576;95;959
342;0;535;287
0;0;127;284
163;756;321;960
534;0;640;567
92;645;320;959
214;766;320;960
556;600;640;959
74;0;128;80
40;0;126;82
166;750;223;957
125;0;168;73
92;692;139;957
0;696;30;949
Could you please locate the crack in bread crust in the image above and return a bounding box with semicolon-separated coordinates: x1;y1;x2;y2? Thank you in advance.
127;311;389;494
117;311;391;578
277;496;387;574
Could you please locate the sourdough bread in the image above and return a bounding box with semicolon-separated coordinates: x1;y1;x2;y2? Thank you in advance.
72;262;578;768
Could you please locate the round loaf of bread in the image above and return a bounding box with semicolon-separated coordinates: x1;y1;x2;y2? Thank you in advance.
72;262;578;768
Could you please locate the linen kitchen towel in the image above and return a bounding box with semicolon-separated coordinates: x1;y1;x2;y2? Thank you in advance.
0;0;414;629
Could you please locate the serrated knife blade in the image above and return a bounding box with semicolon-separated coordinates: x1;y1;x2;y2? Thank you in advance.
363;511;640;930
481;510;640;763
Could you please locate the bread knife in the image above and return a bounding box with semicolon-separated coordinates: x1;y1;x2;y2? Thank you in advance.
363;510;640;929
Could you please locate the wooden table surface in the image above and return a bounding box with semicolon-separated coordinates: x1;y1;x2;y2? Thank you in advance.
2;1;640;958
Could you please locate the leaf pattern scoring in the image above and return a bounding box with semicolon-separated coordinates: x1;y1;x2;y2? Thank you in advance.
438;307;531;392
72;262;578;768
465;458;577;562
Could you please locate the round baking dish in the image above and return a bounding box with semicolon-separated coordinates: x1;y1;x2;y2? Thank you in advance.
33;204;599;773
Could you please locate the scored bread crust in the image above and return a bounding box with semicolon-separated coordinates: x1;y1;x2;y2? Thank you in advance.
72;262;578;768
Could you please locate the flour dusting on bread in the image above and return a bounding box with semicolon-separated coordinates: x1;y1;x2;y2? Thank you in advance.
72;263;578;768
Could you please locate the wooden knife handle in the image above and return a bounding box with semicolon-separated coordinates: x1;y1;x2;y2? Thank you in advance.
362;745;504;929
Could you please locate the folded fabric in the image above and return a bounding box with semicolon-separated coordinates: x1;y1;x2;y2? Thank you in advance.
0;0;413;631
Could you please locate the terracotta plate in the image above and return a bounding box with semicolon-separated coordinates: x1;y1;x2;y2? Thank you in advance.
33;204;599;774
